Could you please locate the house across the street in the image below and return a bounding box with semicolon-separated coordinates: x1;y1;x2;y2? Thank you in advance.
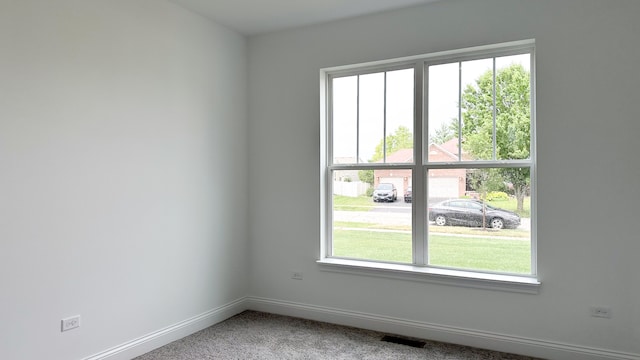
374;138;468;200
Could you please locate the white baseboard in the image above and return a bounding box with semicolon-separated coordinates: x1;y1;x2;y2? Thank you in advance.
245;296;640;360
83;296;638;360
83;297;248;360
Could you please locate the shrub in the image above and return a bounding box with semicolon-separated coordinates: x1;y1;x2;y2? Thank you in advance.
366;187;374;197
485;191;509;201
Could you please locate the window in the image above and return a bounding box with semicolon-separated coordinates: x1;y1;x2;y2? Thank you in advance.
320;40;538;290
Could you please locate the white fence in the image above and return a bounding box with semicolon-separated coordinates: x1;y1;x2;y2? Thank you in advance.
333;181;369;197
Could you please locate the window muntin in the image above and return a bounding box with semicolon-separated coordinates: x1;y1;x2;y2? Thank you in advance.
324;41;535;279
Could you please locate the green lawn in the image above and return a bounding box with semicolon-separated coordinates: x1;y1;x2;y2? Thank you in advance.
333;195;375;211
486;197;531;218
334;221;529;238
332;228;531;274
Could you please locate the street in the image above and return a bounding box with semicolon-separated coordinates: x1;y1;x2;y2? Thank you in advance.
334;207;531;231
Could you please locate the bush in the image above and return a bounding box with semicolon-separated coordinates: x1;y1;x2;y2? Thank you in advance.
366;187;374;197
485;191;509;201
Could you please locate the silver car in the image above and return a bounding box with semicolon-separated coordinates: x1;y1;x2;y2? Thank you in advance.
373;183;397;202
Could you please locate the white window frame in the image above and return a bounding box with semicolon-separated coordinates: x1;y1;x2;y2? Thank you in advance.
319;40;540;293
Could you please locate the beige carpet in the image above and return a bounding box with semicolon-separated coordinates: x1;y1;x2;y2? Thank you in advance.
134;311;542;359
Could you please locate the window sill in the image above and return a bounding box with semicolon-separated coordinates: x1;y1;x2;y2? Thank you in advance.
317;258;540;294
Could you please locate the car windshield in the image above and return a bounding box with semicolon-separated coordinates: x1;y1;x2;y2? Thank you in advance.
377;184;393;190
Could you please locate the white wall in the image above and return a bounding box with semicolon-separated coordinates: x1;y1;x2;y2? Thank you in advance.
0;1;248;359
248;0;640;357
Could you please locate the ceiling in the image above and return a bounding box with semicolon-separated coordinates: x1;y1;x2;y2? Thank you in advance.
170;0;441;36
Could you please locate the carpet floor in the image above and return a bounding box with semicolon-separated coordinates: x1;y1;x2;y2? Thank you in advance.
134;311;542;360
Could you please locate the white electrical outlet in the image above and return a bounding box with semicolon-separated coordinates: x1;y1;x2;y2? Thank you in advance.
61;315;81;332
291;271;303;280
590;306;612;318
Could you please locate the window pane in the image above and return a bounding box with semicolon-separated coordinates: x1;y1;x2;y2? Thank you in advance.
427;167;531;274
495;54;531;161
332;169;412;263
359;73;385;163
428;62;460;160
460;58;494;161
386;69;414;163
332;76;358;164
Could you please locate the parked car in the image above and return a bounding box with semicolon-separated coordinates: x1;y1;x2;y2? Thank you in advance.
428;199;520;229
404;187;412;203
372;183;397;202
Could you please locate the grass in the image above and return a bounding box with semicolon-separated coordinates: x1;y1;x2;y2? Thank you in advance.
332;228;531;274
486;197;531;218
333;195;375;211
334;221;529;238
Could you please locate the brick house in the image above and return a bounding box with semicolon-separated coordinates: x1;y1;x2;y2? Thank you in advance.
374;138;467;199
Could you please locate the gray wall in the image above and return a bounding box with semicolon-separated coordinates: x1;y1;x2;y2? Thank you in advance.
248;0;640;355
0;1;248;359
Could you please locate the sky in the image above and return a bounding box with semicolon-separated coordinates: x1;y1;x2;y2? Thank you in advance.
332;53;530;163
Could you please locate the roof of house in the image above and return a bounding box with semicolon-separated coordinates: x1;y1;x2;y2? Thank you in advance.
377;138;469;163
383;148;413;163
439;138;462;156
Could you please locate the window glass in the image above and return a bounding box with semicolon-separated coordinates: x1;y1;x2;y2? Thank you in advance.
428;62;460;160
332;76;358;164
332;169;413;263
386;69;415;163
427;167;531;274
494;54;531;161
359;73;385;163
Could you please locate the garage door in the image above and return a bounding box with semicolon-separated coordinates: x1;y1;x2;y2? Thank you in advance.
428;177;458;198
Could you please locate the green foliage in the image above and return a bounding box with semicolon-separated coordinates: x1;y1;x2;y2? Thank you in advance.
485;191;509;201
430;122;455;144
358;169;374;185
460;64;531;211
461;64;530;161
365;187;374;197
467;168;503;197
370;125;412;161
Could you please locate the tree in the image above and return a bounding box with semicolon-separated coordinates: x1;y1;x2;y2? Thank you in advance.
460;64;530;212
370;125;412;162
429;121;455;144
358;169;374;186
467;168;504;228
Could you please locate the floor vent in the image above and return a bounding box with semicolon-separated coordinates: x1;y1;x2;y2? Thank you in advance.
380;335;426;348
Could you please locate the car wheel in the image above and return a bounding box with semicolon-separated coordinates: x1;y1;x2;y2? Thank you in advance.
490;218;504;230
434;215;447;226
